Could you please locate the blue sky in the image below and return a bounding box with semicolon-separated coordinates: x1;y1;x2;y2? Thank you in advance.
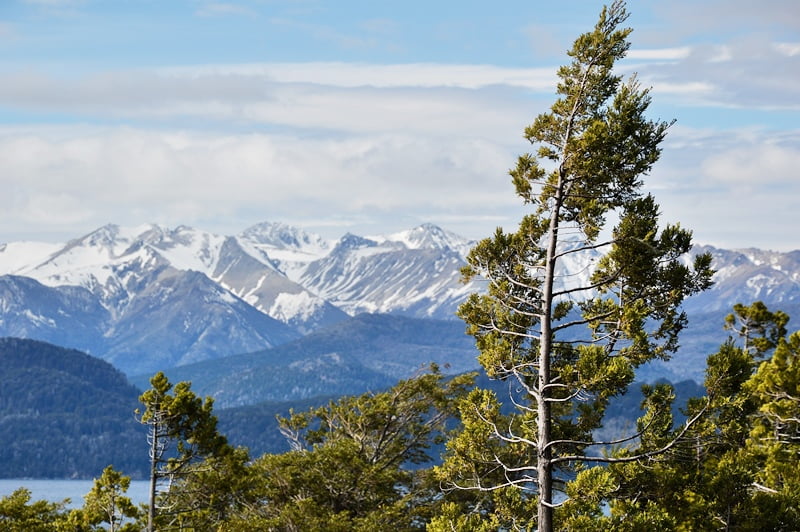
0;0;798;250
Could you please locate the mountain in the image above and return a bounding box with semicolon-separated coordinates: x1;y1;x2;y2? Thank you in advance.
635;246;800;383
684;246;800;314
0;275;109;356
1;221;798;381
0;337;148;478
0;222;479;375
296;224;480;318
131;313;481;408
0;225;303;375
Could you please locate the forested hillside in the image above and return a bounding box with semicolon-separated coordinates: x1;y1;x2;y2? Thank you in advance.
0;338;148;478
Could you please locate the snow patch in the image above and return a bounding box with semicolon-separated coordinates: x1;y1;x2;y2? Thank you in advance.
23;309;56;328
0;241;62;275
270;291;323;322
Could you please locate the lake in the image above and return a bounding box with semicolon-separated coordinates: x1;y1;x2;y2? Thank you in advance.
0;479;151;509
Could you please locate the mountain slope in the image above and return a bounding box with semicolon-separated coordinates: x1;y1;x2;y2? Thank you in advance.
102;266;300;375
0;275;109;356
685;246;800;313
136;313;481;408
211;236;348;334
297;227;479;319
0;225;309;375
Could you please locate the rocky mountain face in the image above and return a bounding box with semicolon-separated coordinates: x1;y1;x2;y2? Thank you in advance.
684;245;800;313
0;222;798;381
296;224;477;317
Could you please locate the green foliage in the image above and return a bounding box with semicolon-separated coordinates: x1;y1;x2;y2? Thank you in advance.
2;306;797;530
154;447;255;530
77;465;142;531
56;470;143;532
125;367;475;530
0;488;71;531
585;303;800;530
234;367;475;530
137;371;234;531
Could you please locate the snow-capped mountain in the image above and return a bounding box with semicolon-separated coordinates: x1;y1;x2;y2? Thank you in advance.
0;275;109;354
684;245;800;313
297;224;481;318
0;226;302;375
1;221;798;381
0;222;480;374
238;221;332;272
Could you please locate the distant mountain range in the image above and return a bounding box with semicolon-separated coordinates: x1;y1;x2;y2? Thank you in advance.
129;313;481;409
1;222;798;381
0;222;480;375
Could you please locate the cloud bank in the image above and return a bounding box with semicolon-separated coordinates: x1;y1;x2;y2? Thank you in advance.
1;1;798;251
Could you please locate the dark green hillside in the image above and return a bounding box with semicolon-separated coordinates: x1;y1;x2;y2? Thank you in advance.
0;338;148;479
216;395;337;457
213;374;705;461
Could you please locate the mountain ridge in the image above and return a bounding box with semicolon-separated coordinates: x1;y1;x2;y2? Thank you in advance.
1;221;798;379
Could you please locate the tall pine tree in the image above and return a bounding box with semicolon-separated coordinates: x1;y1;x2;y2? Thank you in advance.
438;2;713;530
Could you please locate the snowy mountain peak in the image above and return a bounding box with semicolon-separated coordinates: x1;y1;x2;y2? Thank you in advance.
64;224;126;258
334;233;380;252
0;241;62;275
76;223;161;254
389;223;474;255
237;222;332;269
239;222;330;251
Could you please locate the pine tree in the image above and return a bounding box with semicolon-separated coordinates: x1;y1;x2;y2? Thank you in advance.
77;465;141;531
244;367;474;530
437;2;713;530
136;372;231;532
595;303;800;529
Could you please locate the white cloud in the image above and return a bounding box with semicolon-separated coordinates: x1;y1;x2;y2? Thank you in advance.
702;143;800;186
627;40;800;110
161;62;557;91
774;42;800;56
647;128;800;250
0;126;524;241
4;122;797;251
0;64;547;140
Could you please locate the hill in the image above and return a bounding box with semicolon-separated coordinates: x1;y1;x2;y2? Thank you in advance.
0;336;712;479
0;338;148;479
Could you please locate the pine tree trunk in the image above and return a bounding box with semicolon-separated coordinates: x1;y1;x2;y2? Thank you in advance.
536;160;566;531
147;424;158;532
537;182;562;532
537;378;553;531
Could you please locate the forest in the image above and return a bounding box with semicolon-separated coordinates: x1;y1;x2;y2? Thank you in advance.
2;2;798;530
